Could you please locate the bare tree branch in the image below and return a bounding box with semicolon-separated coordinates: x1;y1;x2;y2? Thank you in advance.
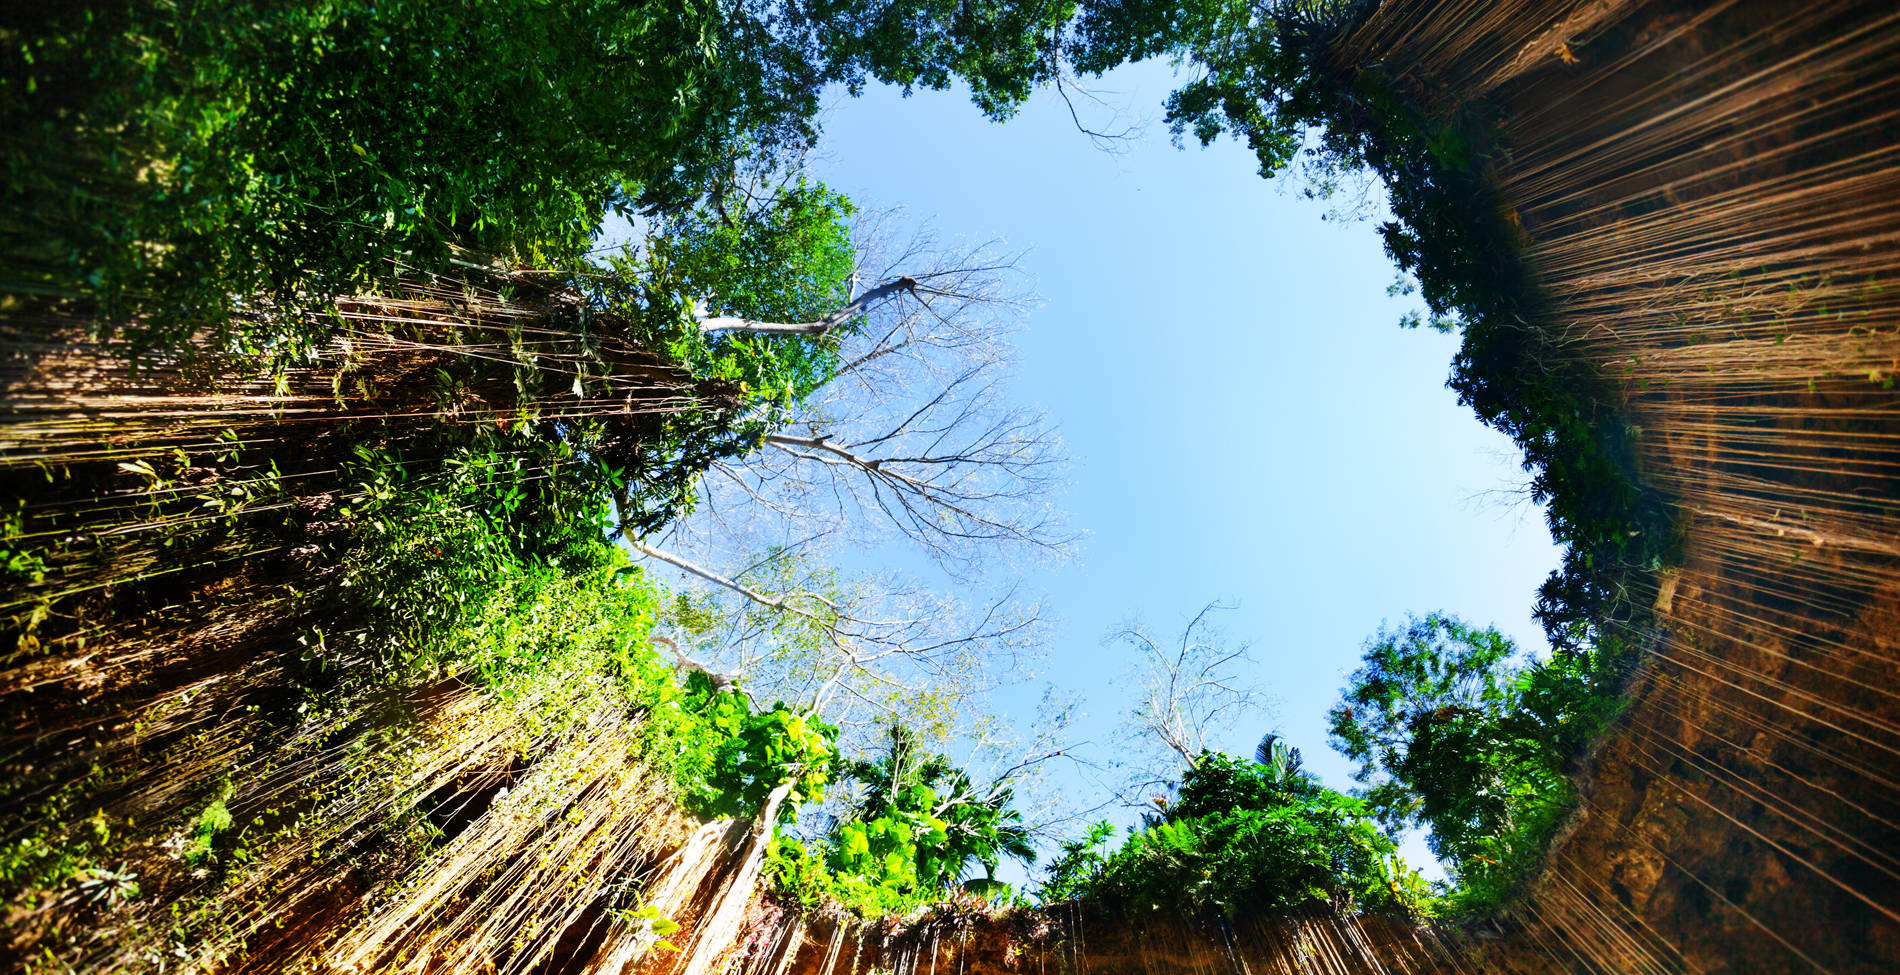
685;229;1072;577
1109;602;1270;808
631;539;1049;739
695;275;918;336
1051;66;1146;154
617;203;1072;771
631;540;838;618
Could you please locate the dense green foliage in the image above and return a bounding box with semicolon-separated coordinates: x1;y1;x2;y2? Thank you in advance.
801;0;1075;118
1329;614;1625;913
7;0;765;346
675;684;839;820
769;726;1036;917
1038;746;1429;918
3;0;1075;352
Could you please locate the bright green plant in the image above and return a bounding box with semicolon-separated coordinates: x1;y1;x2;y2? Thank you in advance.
836;726;1036;890
674;681;839;821
605;903;684;954
180;788;236;866
1037;820;1115;904
768;725;1037;917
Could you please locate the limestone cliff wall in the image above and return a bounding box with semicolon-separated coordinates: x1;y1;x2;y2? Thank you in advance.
701;2;1900;973
1324;0;1900;971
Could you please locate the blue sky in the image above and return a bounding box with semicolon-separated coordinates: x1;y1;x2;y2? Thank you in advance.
796;61;1563;880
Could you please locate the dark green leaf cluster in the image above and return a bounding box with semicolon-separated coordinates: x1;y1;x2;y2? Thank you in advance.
1328;614;1626;914
1039;749;1428;918
1066;0;1356;178
7;0;1078;352
8;0;784;346
795;0;1078;118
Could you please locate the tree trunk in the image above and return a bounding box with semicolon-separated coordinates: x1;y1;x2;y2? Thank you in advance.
696;276;915;336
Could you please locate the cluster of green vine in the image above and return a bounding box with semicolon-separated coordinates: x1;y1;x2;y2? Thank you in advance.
767;726;1038;919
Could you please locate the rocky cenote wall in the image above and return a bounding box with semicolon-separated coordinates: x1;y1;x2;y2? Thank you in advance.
4;0;1894;972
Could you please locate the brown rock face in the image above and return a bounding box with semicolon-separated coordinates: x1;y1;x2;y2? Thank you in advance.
715;1;1900;973
724;905;1524;975
1451;0;1899;969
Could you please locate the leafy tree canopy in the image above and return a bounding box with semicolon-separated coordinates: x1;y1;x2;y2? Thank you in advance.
1040;747;1429;918
1063;0;1353;180
615;176;861;410
796;0;1077;119
1328;614;1523;862
1328;614;1626;912
7;0;1079;347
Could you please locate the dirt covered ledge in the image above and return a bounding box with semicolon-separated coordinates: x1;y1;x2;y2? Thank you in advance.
722;896;1566;975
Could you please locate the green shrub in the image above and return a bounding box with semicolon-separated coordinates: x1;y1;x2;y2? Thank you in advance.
767;726;1036;918
1039;751;1428;918
1329;614;1626;914
181;791;235;866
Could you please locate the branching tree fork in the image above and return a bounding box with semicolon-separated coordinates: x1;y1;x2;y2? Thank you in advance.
691;249;1067;566
694;275;918;336
1111;602;1268;807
